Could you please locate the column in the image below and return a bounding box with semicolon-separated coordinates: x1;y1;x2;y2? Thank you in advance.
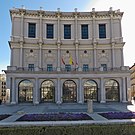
93;44;97;69
57;8;61;43
78;78;83;104
74;8;78;43
19;42;23;67
121;48;124;66
56;78;61;104
92;8;96;43
20;12;24;41
57;44;61;71
34;78;39;104
75;43;79;70
110;13;114;42
111;43;115;68
100;77;106;103
39;43;42;68
57;9;61;71
11;77;16;104
122;77;127;102
39;13;43;42
11;16;14;41
10;47;13;66
126;76;131;101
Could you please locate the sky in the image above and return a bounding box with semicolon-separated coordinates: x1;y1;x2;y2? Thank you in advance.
0;0;134;73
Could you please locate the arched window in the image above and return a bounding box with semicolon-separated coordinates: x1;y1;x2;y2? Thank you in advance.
105;79;119;101
18;80;33;103
84;80;98;102
41;80;55;102
63;80;77;103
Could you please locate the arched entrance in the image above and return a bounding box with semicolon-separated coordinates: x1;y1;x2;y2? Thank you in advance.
105;79;120;101
40;80;55;102
84;80;98;102
63;80;77;103
18;80;33;103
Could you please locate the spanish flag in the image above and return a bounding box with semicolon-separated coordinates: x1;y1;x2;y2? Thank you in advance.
69;55;74;65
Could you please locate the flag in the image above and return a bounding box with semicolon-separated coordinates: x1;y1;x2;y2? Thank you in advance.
69;55;74;65
61;57;65;65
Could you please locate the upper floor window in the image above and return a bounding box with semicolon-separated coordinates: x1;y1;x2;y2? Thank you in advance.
28;23;36;38
83;64;89;71
65;64;71;72
28;64;34;71
99;24;106;38
101;64;107;71
64;25;71;39
81;25;88;39
46;24;54;39
47;64;53;71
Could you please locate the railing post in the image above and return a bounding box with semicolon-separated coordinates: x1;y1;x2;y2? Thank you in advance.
87;99;93;113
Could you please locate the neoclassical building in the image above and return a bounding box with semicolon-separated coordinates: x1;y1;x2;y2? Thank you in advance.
5;6;130;104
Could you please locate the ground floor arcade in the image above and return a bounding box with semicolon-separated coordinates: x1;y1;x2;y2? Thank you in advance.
6;72;130;104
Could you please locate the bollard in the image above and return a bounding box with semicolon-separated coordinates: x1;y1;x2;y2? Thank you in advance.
87;99;93;113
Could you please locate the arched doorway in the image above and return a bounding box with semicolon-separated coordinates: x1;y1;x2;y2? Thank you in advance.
63;80;77;103
84;80;98;102
105;79;120;101
41;80;55;102
18;80;33;103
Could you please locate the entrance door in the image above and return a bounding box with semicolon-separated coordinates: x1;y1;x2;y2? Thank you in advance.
41;80;55;102
63;80;77;103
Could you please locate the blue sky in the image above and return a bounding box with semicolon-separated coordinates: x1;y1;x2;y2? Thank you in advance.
0;0;134;73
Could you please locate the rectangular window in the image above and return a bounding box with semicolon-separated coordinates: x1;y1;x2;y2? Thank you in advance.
81;25;88;39
83;64;89;71
46;24;54;39
64;25;71;39
99;24;106;38
47;64;53;71
65;64;71;72
28;64;34;71
28;23;36;38
101;64;107;71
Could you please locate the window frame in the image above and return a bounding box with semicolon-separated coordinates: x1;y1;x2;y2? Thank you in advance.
99;24;106;39
83;64;89;71
65;64;71;72
81;24;89;39
28;64;34;71
47;64;53;71
64;24;71;39
46;24;54;39
28;23;36;38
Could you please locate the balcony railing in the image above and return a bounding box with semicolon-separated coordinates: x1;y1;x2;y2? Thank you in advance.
6;66;130;73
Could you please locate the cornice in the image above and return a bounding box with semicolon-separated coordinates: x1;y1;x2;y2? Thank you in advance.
10;8;123;20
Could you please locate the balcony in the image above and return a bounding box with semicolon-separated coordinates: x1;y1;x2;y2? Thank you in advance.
6;66;130;74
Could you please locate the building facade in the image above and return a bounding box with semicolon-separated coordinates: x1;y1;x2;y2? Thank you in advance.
130;64;135;99
5;7;130;104
0;74;6;102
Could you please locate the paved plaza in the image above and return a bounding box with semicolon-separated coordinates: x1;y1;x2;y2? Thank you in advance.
0;102;135;126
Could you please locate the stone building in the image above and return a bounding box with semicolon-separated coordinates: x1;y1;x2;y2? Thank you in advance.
4;6;130;104
130;64;135;99
0;74;6;102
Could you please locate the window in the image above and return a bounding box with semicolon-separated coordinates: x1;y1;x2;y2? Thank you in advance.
65;64;71;72
47;64;53;71
99;24;106;38
64;25;71;39
101;64;107;71
28;23;36;38
28;64;34;71
83;64;89;71
81;25;88;39
46;24;54;39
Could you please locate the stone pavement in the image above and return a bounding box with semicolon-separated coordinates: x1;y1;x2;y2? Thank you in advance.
0;102;135;126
